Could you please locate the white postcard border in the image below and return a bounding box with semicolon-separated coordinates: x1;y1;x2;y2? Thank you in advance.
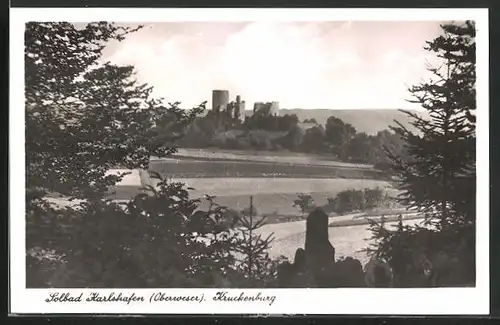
9;8;490;315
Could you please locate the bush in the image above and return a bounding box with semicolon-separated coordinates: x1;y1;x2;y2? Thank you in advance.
364;218;475;287
28;176;288;288
293;194;315;217
327;187;387;215
28;178;239;288
247;130;273;151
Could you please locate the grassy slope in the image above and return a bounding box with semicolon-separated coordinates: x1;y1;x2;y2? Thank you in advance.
147;146;396;217
170;148;374;169
149;159;386;180
173;178;397;216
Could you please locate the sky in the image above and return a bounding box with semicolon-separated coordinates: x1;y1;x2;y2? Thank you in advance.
100;21;447;110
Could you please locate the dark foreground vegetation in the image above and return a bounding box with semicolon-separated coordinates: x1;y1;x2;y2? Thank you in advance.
26;21;476;288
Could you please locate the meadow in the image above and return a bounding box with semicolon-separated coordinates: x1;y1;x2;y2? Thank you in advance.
146;177;396;216
166;148;374;169
149;159;385;179
148;148;394;218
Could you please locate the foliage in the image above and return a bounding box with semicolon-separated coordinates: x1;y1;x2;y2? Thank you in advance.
324;116;357;159
176;104;408;166
326;187;389;215
370;130;407;167
301;125;326;153
247;130;274;151
303;118;318;123
25;22;240;288
364;216;474;287
244;113;299;132
25;22;203;200
279;124;305;151
293;194;315;217
366;21;477;287
232;198;279;287
241;205;259;218
387;21;476;229
29;177;241;288
178;114;218;148
346;132;372;163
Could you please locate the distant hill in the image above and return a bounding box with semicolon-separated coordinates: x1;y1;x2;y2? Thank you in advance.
245;109;424;135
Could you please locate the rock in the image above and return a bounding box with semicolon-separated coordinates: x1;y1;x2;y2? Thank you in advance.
304;208;335;273
293;248;307;272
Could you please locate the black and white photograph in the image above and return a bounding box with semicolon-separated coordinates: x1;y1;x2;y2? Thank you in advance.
10;8;489;315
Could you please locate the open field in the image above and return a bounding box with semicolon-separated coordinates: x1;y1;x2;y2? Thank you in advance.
94;166;399;220
162;148;374;169
145;177;397;216
102;171;397;216
150;148;388;180
147;149;397;220
149;158;386;180
154;177;393;197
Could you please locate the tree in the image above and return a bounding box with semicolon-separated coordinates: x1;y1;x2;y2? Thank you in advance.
370;130;407;168
303;118;318;124
347;132;372;163
388;21;476;230
363;187;385;210
335;189;364;214
36;178;240;288
241;205;259;218
325;116;357;158
244;113;298;132
177;117;212;148
278;114;300;131
280;124;304;151
232;197;277;287
301;125;326;153
25;22;203;200
369;21;476;286
293;194;315;217
25;22;218;287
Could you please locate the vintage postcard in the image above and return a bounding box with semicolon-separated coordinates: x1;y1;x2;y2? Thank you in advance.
9;8;489;315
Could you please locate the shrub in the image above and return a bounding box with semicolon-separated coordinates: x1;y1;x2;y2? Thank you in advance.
28;177;240;288
293;194;315;217
364;217;475;287
232;200;279;287
327;187;386;215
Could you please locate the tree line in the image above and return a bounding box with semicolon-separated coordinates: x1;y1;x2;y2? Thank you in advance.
176;105;408;169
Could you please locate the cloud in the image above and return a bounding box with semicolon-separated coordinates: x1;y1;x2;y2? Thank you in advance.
101;21;444;110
